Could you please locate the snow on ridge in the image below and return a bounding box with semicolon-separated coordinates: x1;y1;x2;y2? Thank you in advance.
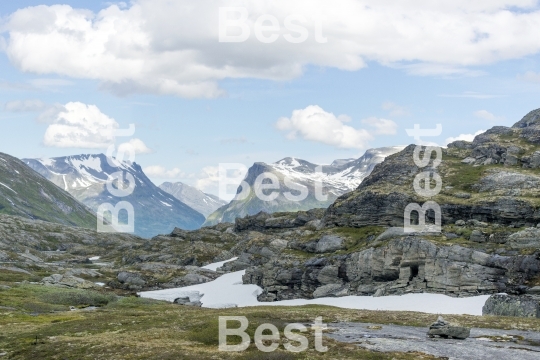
68;156;104;175
0;182;17;194
39;158;55;167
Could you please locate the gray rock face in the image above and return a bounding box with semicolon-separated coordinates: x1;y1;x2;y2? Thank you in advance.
507;228;540;248
472;170;540;194
41;274;98;289
329;321;540;360
234;209;325;232
482;293;540;318
323;145;540;228
528;286;540;295
117;271;146;289
316;235;344;253
375;227;406;241
173;297;202;307
427;316;470;339
469;230;486;243
313;284;349;298
269;239;288;251
181;273;212;285
326;322;540;360
244;237;540;301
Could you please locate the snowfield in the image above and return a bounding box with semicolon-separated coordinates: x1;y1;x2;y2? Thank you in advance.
139;260;490;315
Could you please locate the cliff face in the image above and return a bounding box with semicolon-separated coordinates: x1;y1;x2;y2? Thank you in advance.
324;108;540;228
236;109;540;301
243;236;540;301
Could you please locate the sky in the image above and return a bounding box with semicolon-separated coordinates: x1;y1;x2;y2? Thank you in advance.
1;0;540;196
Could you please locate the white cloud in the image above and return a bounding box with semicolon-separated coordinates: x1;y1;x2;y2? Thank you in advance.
474;110;502;121
518;71;540;83
43;102;118;148
40;101;152;153
118;138;152;154
4;1;540;98
143;165;185;179
381;102;408;117
195;166;220;193
361;117;398;135
445;130;486;145
276;105;397;149
4;99;48;112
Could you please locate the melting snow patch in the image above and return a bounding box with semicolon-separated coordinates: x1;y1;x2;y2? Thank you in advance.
160;201;172;207
0;182;17;194
140;260;490;315
89;256;100;261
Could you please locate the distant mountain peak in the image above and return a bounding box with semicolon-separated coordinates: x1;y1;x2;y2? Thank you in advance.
23;154;204;238
159;182;227;217
204;146;404;226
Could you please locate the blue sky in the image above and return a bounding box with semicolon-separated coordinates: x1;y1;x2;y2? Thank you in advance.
1;1;540;195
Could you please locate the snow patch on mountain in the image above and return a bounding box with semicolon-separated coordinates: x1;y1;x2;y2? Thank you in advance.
23;154;205;238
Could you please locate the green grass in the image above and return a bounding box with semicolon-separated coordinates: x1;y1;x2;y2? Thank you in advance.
333;226;386;254
2;280;540;359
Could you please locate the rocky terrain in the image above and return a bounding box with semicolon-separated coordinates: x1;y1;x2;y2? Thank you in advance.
0;213;244;294
24;154;205;237
328;320;540;359
2;111;540;360
2;110;540;321
0;152;96;229
204;147;403;226
325;108;540;228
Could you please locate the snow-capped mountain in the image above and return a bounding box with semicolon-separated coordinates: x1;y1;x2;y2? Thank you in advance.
23;154;205;238
159;182;227;217
0;152;97;228
203;146;404;226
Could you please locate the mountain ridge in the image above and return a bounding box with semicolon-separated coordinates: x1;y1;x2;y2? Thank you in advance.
203;146;404;226
23;154;205;238
159;181;226;217
0;152;97;229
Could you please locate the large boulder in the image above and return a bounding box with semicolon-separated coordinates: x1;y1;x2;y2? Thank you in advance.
469;230;486;243
117;271;146;289
482;293;540;318
313;284;349;298
427;316;470;339
507;228;540;249
316;235;344;253
41;274;98;289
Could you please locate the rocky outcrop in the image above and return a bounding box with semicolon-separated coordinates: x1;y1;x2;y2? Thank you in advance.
243;237;540;301
173;296;202;307
324;109;540;229
507;228;540;249
427;316;470;339
41;274;99;289
234;209;325;232
482;293;540;318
